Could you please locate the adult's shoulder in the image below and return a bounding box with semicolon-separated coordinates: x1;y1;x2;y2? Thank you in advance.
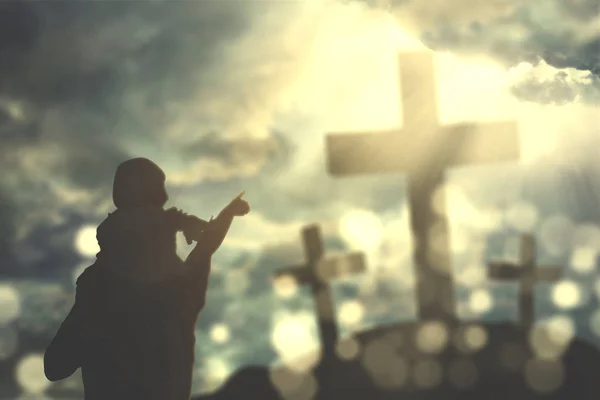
75;263;155;298
75;263;102;290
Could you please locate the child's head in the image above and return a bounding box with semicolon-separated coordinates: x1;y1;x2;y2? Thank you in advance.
112;158;168;209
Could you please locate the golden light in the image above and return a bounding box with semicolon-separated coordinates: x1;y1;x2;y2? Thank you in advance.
274;275;299;299
455;325;488;353
468;289;494;315
431;183;481;228
16;354;50;394
435;52;518;124
269;368;317;400
339;209;384;253
210;323;231;344
74;225;100;257
338;300;365;327
570;246;597;274
529;316;575;360
415;321;449;354
545;316;576;349
203;357;232;392
270;312;320;373
551;280;582;310
456;264;487;288
269;367;305;395
335;336;361;361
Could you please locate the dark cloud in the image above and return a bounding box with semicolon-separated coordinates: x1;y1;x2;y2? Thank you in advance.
0;1;259;157
0;1;277;278
1;2;253;103
0;189;17;278
168;131;288;186
0;2;40;71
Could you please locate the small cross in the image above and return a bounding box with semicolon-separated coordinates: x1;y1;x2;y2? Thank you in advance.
488;234;562;328
273;224;367;360
326;51;520;320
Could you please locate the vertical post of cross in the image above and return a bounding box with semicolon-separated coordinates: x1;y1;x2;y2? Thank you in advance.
274;224;367;361
488;234;562;328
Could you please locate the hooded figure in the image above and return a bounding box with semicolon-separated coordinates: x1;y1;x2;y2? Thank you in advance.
44;158;250;400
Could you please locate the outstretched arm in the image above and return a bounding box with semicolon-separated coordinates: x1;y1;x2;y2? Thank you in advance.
184;192;249;310
184;208;234;311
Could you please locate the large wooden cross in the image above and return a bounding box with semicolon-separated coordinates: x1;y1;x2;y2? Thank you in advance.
488;234;562;328
326;51;520;320
274;224;367;360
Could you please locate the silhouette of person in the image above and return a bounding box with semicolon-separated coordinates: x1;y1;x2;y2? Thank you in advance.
44;157;250;400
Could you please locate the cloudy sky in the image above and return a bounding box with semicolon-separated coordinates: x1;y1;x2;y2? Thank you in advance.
0;0;599;396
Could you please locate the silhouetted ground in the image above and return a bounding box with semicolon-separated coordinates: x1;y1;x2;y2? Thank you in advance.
195;321;600;400
5;319;599;399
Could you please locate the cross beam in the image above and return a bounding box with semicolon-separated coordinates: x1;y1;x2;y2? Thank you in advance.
325;51;520;320
488;234;562;327
274;224;367;359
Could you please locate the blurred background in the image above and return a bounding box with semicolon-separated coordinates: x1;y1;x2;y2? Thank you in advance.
0;0;599;398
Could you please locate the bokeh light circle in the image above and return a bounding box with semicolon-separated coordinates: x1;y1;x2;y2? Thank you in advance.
270;368;317;400
552;281;582;310
455;325;488;354
274;275;299;299
0;284;21;325
202;357;232;392
468;289;494;315
361;339;409;389
415;321;449;354
524;359;564;393
570;246;597;274
529;316;574;360
338;300;365;327
269;367;305;395
210;323;231;344
74;225;100;257
335;336;361;361
270;313;320;373
16;354;50;394
339;209;384;252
